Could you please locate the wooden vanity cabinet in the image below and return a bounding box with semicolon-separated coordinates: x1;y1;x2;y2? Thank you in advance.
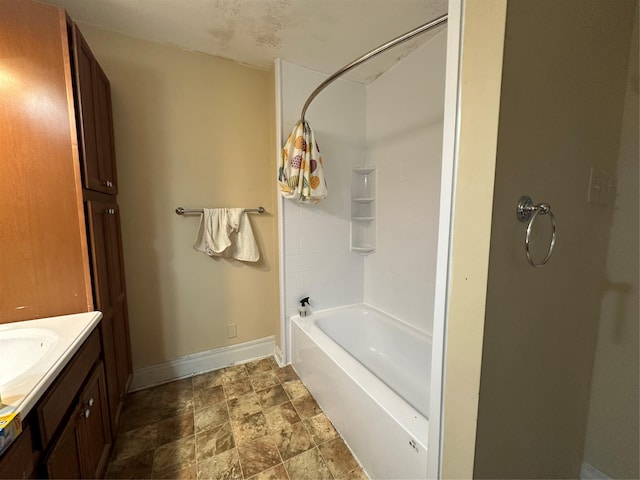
41;330;111;479
37;329;111;479
0;328;111;480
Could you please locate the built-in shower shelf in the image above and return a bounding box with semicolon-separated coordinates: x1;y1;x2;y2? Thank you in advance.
351;166;376;254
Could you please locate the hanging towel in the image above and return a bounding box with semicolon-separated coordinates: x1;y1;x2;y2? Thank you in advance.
279;121;328;204
224;208;260;262
193;208;233;256
193;208;260;262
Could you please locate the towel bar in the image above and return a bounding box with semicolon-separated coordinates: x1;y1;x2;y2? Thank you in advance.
175;206;266;215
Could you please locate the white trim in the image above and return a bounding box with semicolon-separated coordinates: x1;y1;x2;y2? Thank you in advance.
428;1;463;479
129;336;275;391
274;58;289;365
273;345;285;367
580;462;611;480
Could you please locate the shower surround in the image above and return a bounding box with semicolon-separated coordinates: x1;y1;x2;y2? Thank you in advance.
276;27;447;477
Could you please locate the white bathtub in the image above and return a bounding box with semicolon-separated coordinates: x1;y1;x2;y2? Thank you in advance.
290;304;431;480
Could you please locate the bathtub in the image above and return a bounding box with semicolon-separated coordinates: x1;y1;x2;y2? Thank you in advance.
290;304;431;479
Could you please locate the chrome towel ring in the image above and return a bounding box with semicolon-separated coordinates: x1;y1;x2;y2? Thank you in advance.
516;196;557;268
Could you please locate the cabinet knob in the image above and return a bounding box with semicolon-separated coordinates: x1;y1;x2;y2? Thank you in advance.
104;180;114;188
105;208;115;215
81;408;91;419
87;398;95;407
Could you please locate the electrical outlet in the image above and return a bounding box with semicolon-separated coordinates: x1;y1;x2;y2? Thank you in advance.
227;324;237;338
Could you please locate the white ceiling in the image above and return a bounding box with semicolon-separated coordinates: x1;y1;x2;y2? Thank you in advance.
43;0;448;84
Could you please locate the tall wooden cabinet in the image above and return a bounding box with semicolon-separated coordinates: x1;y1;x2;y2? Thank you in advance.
71;24;132;432
0;0;132;455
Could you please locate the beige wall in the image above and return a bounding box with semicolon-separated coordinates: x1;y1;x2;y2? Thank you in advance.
440;1;507;478
78;25;279;369
583;6;639;478
473;1;636;478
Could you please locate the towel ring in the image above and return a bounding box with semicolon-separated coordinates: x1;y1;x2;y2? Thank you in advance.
516;196;556;268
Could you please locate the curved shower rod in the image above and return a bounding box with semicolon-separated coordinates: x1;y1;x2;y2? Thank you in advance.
299;13;449;123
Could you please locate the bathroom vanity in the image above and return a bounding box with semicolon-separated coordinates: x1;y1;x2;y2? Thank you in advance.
0;312;110;479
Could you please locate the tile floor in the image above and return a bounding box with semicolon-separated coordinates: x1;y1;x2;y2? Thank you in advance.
104;357;368;479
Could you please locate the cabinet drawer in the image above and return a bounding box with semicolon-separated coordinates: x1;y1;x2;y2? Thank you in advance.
36;329;100;446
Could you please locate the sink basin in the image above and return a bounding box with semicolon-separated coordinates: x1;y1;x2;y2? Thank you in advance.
0;328;58;386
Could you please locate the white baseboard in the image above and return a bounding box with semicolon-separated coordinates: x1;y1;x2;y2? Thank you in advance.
274;345;285;367
580;462;611;480
129;336;276;391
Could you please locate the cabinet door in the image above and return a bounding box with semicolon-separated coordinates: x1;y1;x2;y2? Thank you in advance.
72;25;100;192
94;62;118;195
76;363;111;479
72;25;117;194
85;201;112;313
106;205;132;413
86;199;117;429
86;199;132;429
45;414;82;479
102;203;131;396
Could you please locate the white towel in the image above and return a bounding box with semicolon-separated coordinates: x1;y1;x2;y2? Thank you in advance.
193;208;232;255
224;208;260;262
193;208;259;262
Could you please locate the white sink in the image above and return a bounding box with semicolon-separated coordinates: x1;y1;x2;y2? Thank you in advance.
0;328;59;386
